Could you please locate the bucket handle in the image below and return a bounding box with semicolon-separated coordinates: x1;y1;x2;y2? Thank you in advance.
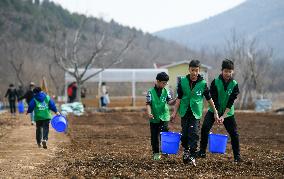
210;122;224;135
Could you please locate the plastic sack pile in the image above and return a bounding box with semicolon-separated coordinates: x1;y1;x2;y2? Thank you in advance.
61;102;84;116
255;99;272;112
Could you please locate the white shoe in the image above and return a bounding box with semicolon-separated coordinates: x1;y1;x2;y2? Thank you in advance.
189;157;196;166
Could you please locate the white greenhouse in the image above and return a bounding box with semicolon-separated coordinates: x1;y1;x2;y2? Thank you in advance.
65;68;168;106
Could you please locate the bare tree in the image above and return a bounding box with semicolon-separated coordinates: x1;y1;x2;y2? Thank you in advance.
48;63;61;96
3;39;25;86
1;33;50;91
225;31;273;109
52;19;134;102
247;42;273;96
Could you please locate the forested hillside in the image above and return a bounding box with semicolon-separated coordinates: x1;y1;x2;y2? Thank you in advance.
0;0;194;94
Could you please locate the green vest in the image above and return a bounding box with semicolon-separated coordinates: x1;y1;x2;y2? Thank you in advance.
209;77;237;117
178;77;206;119
149;87;170;123
34;95;52;121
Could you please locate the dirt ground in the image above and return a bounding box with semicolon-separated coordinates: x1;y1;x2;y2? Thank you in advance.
0;110;283;178
0;112;69;178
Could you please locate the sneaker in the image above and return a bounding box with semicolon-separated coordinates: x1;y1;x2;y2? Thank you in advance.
234;156;242;163
183;150;190;164
189;157;197;166
37;143;41;148
42;140;47;149
153;153;161;161
162;153;169;159
196;150;206;158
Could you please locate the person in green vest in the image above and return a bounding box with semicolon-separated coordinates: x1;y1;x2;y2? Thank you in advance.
146;72;176;160
27;87;60;149
197;59;241;163
171;60;219;166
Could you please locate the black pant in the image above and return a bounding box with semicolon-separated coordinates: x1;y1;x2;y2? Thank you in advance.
36;120;50;144
68;96;75;103
200;111;240;158
100;96;106;107
150;120;169;154
181;111;200;157
8;100;16;114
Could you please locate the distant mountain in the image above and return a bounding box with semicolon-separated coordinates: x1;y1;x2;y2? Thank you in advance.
155;0;284;58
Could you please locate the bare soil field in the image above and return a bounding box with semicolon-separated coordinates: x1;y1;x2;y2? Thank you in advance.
0;110;283;178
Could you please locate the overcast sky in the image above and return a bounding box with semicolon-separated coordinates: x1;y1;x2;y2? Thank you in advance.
50;0;246;33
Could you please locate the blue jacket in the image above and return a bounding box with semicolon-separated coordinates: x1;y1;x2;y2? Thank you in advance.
27;92;58;114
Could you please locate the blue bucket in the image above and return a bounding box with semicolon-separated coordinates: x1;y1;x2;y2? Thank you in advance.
161;132;181;154
18;101;25;113
209;133;228;154
51;115;67;132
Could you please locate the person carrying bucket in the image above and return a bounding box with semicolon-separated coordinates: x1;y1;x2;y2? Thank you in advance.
26;87;60;149
197;59;242;163
18;82;36;125
170;59;219;166
146;72;176;161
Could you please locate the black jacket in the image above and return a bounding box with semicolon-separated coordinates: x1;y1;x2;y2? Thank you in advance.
5;88;18;101
18;90;34;104
176;74;211;119
210;75;240;113
177;74;211;100
146;85;172;105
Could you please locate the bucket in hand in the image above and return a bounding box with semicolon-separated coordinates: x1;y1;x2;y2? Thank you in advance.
18;101;25;113
209;133;228;154
51;115;67;132
161;132;181;154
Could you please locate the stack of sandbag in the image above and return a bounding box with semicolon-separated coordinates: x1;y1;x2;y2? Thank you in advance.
255;99;272;112
61;102;84;116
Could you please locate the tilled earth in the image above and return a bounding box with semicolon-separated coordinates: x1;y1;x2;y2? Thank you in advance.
0;110;283;178
35;111;284;178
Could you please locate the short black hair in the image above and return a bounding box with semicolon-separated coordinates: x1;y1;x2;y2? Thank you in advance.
189;59;201;68
156;72;169;81
9;84;14;87
33;87;42;94
222;59;234;70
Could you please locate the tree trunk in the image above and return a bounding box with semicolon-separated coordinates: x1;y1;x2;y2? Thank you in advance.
76;80;82;102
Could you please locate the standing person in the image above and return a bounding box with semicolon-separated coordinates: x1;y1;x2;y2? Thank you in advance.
0;97;3;110
67;82;77;103
18;82;36;125
171;60;219;166
146;72;176;160
100;82;110;107
5;84;18;116
17;84;25;100
197;59;241;162
26;87;60;149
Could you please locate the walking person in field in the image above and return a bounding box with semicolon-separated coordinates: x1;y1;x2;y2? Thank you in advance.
100;82;110;108
146;72;176;160
18;82;36;125
16;84;25;99
5;84;18;116
26;87;60;149
197;59;242;163
170;59;219;166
